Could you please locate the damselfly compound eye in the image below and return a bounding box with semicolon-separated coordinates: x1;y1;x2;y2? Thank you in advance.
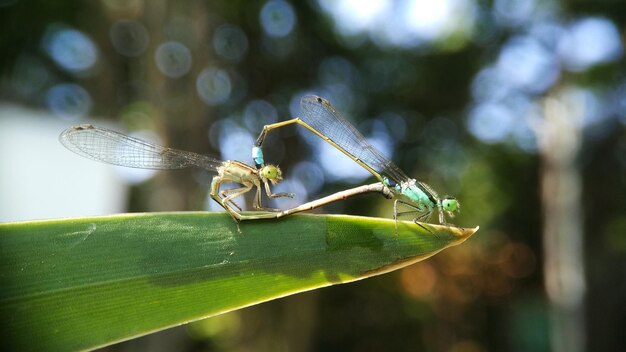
442;197;459;212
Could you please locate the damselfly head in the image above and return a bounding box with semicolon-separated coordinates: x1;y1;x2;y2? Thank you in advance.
441;196;460;217
260;164;283;184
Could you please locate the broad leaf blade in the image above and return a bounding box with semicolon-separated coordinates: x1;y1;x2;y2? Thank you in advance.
0;212;478;351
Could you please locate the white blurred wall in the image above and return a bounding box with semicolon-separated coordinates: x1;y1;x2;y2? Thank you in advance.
0;105;127;222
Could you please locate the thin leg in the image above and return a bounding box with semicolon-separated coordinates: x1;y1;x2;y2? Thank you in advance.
435;204;460;229
437;205;461;227
210;177;243;230
414;210;433;223
438;204;445;224
394;199;434;235
222;186;250;211
222;185;253;207
392;199;429;234
251;181;295;211
208;178;281;223
264;180;295;199
210;177;228;213
252;183;280;211
393;199;399;233
222;185;255;231
212;191;246;219
253;183;262;210
221;187;244;195
221;188;243;211
210;176;255;222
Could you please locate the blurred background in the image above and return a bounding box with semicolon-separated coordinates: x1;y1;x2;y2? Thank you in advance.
1;0;625;351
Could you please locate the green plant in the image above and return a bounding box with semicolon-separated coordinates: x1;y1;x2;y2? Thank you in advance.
0;212;478;351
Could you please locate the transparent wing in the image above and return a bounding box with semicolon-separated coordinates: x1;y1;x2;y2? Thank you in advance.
300;95;410;184
59;124;223;171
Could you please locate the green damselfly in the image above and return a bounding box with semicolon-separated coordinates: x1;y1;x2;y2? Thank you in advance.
254;95;461;228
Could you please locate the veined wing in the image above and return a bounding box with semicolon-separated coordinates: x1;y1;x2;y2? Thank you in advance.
59;124;223;171
300;95;409;184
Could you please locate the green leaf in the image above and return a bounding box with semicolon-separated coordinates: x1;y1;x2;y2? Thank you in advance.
0;212;478;351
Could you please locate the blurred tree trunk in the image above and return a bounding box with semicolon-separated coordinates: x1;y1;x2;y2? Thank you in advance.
144;0;212;211
539;91;586;352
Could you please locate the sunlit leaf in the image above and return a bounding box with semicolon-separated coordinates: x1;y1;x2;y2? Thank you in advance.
0;212;478;351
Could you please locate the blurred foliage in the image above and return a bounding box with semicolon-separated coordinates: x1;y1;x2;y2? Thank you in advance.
1;0;625;351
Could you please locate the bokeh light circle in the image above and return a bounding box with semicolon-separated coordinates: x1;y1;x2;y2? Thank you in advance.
46;83;92;120
44;27;98;72
110;20;150;57
260;0;296;38
196;67;232;106
467;103;514;144
291;160;325;194
213;24;249;62
496;36;559;93
559;17;623;72
218;129;254;164
155;41;192;78
243;99;278;132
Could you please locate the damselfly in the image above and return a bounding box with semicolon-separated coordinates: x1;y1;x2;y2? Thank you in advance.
59;124;294;222
254;95;460;228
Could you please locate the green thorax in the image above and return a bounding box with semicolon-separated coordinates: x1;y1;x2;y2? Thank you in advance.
395;179;437;210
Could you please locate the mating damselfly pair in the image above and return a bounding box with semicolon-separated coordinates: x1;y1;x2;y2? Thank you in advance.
60;95;460;231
